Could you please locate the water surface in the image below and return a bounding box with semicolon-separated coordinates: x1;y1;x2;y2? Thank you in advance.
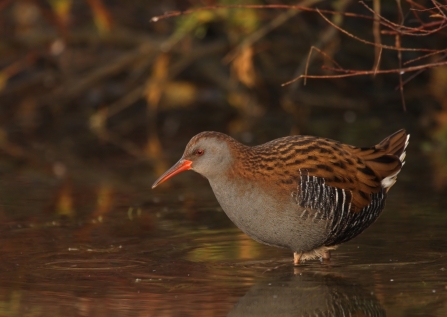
0;139;446;317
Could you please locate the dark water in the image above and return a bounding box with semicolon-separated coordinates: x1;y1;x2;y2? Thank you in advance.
0;138;446;317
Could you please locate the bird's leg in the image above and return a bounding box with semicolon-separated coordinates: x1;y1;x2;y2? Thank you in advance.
322;250;331;262
293;252;303;266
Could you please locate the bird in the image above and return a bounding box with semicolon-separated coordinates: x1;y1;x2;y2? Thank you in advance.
152;129;409;265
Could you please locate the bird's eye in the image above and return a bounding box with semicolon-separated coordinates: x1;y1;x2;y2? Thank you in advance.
195;149;204;156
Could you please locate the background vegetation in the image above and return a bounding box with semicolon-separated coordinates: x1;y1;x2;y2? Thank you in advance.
0;0;446;201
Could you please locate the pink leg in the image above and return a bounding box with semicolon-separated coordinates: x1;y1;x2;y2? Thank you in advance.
293;252;302;265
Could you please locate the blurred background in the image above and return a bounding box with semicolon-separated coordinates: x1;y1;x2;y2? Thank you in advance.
1;0;446;178
0;1;447;315
1;0;446;174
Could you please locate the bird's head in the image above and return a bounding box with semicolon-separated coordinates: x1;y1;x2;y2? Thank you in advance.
152;132;235;188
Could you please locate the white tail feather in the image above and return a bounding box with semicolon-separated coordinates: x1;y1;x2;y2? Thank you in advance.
381;134;410;190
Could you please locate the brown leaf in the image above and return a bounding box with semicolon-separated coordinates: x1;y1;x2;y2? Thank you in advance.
232;45;257;88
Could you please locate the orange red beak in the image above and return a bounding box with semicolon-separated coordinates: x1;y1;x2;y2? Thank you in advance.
152;159;193;189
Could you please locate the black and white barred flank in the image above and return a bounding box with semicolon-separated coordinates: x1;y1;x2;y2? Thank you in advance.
293;170;386;246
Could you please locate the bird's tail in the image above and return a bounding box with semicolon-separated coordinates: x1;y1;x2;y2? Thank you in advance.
367;129;410;191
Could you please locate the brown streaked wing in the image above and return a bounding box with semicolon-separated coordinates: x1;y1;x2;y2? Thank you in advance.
233;131;407;214
244;136;382;213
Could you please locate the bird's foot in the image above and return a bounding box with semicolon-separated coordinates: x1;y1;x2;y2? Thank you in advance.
293;252;303;266
319;250;331;264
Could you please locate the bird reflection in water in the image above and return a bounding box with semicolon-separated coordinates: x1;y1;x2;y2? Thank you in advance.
227;271;385;317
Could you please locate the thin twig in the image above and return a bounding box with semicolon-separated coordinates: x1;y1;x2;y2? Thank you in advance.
282;60;447;86
403;49;447;65
395;0;406;111
151;4;376;23
372;0;382;72
302;46;344;86
289;0;350;91
316;8;438;51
